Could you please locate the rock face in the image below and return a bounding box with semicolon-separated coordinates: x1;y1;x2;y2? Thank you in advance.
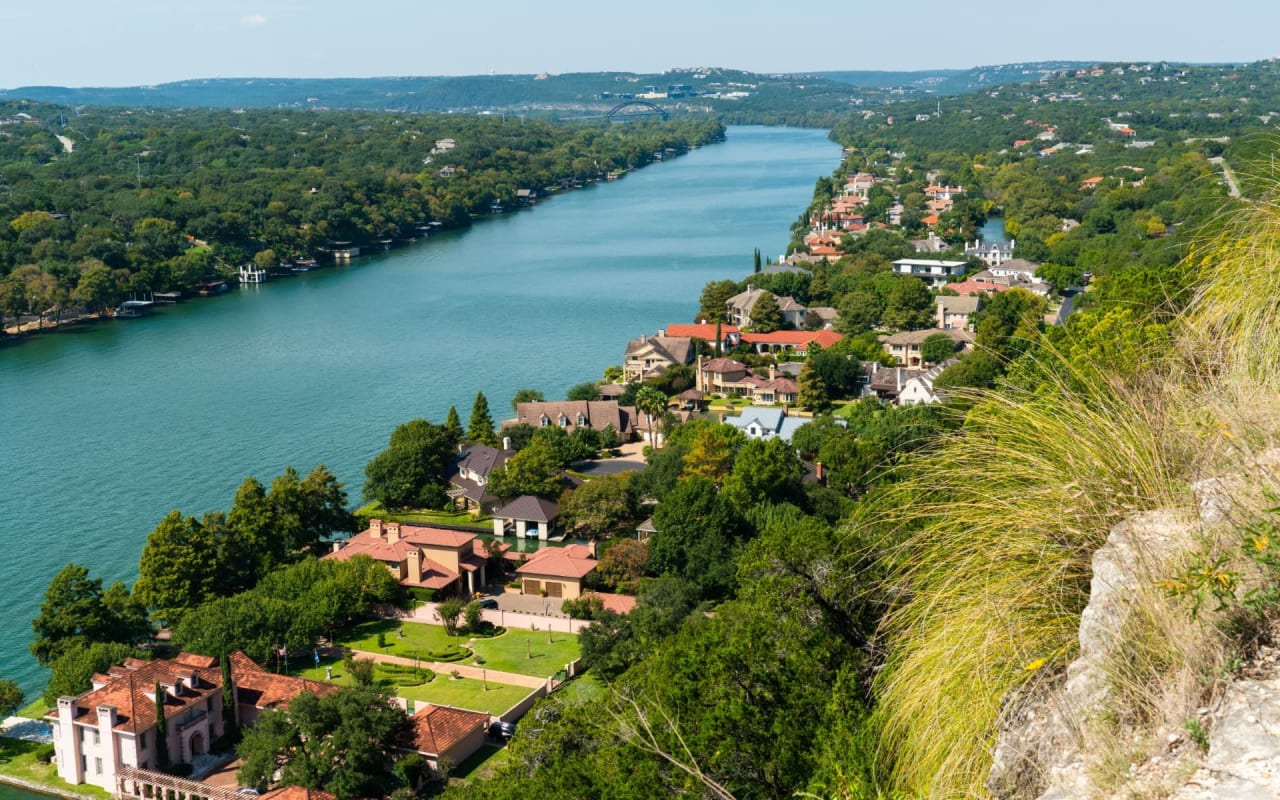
988;498;1280;799
988;511;1195;799
1171;679;1280;799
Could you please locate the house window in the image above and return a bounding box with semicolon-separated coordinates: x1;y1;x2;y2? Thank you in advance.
80;756;87;773
207;697;214;712
93;729;100;745
539;414;549;427
558;414;568;427
95;757;102;775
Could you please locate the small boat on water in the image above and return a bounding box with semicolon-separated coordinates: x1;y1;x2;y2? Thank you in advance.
114;299;155;319
196;280;228;296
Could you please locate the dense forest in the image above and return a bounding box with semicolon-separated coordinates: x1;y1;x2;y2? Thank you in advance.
0;105;721;323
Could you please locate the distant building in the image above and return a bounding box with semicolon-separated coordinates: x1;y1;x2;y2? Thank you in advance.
890;258;969;289
722;406;807;442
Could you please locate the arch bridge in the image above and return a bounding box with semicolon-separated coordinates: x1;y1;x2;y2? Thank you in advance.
606;100;670;121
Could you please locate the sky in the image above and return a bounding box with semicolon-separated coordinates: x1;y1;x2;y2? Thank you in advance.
1;0;1276;89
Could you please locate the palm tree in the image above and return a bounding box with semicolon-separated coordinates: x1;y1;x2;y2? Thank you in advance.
634;386;668;450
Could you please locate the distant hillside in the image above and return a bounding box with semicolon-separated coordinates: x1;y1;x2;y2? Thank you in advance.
817;61;1097;93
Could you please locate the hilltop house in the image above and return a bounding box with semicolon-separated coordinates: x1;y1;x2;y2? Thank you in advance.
694;358;800;404
936;295;982;331
622;333;694;382
965;239;1016;266
664;322;741;350
323;519;503;597
898;359;958;406
725;286;809;329
50;652;331;792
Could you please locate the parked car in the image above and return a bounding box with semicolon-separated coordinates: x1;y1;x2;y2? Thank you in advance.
488;720;516;741
479;597;499;609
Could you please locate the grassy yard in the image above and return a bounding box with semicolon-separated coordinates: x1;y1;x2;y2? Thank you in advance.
398;677;531;716
470;629;579;677
0;737;110;799
447;743;512;785
16;698;48;720
337;619;579;678
355;502;489;529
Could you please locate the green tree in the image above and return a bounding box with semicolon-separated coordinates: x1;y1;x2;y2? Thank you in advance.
797;359;831;413
486;438;563;499
437;598;465;636
595;538;650;594
698;279;740;323
31;564;143;666
363;419;457;510
921;332;958;364
882;277;935;330
748;290;785;332
44;642;140;706
444;406;464;442
155;682;170;771
134;511;218;627
72;260;120;316
464;600;484;633
511;388;544;411
650;477;744;598
634;386;668;450
237;686;407;799
723;438;805;510
467;391;498;446
560;474;637;536
0;678;22;719
566;381;600;401
1035;261;1086;293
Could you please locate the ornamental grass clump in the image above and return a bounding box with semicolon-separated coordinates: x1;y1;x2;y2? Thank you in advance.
869;188;1280;797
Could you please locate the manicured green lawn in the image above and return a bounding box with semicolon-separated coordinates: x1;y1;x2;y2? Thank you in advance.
470;629;579;676
293;657;435;690
397;677;531;716
16;698;48;720
554;673;606;704
355;502;489;529
0;737;111;799
448;743;512;784
338;619;471;660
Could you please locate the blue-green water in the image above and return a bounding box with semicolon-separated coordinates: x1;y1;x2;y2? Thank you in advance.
0;126;840;697
0;785;58;800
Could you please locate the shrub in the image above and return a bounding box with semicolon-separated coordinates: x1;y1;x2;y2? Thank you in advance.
34;743;55;763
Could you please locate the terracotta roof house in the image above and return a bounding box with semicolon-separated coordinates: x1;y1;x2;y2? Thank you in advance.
50;652;329;792
508;400;634;439
492;495;560;541
447;445;515;515
740;329;843;356
402;704;489;774
515;543;598;599
695;357;752;395
943;279;1012;296
260;788;337;800
622;334;695;382
936;295;983;331
323;519;503;597
665;322;741;350
880;328;974;367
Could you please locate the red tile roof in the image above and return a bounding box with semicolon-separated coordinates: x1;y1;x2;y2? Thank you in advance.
230;651;336;710
740;330;843;349
516;545;598;579
944;280;1012;295
260;787;337;800
591;592;638;615
665;323;740;339
405;704;489;756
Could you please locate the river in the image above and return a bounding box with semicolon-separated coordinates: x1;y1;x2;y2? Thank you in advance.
0;125;840;698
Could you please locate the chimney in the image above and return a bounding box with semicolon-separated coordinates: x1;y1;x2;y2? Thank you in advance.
386;521;401;543
502;436;511;451
768;364;776;381
406;549;422;584
369;518;383;539
588;540;598;559
657;328;666;337
331;540;343;553
815;461;826;483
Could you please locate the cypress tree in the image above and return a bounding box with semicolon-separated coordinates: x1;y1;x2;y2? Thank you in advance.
753;247;762;273
467;392;498;446
220;652;238;740
154;681;170;770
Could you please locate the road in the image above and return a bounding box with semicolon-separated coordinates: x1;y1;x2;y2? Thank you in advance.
1209;156;1242;198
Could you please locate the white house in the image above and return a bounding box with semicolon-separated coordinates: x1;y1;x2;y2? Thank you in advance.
890;258;968;289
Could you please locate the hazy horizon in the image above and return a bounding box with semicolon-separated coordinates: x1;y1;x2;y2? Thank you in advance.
1;0;1274;90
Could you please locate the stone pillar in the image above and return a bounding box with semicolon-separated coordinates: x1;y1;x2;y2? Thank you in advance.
55;696;82;785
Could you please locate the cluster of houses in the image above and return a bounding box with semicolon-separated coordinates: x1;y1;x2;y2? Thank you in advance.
50;649;492;795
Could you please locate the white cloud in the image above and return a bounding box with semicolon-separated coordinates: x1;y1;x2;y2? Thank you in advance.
240;14;268;28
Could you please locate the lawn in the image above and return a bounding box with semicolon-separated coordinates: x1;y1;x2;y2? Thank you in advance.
469;629;579;677
0;737;110;799
447;743;512;785
397;677;531;716
336;619;579;678
355;502;489;529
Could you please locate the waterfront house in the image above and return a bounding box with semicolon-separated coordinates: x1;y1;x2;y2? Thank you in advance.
622;333;695;382
739;329;843;356
324;519;502;597
514;543;598;599
694;357;751;395
447;444;516;515
664;322;740;350
508;400;635;439
964;239;1016;267
50;652;330;793
725;287;809;329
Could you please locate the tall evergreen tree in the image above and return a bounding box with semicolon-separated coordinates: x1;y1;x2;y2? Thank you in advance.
753;247;762;273
221;653;238;739
154;682;170;770
444;406;464;443
467;392;498;446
